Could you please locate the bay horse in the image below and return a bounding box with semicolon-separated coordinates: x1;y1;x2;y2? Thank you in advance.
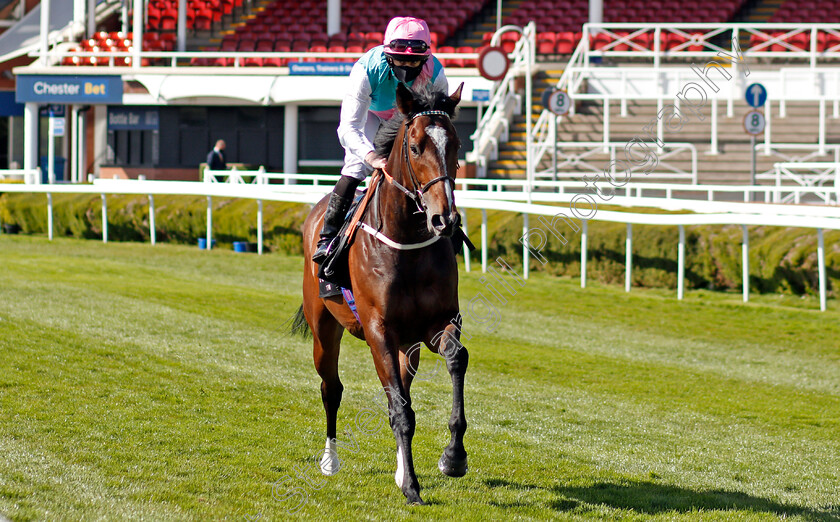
291;82;469;505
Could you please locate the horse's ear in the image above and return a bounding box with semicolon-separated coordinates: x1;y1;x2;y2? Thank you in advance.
449;83;464;106
396;83;416;115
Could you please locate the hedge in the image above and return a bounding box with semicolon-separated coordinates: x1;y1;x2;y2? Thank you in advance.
1;192;837;296
464;207;840;296
0;193;308;256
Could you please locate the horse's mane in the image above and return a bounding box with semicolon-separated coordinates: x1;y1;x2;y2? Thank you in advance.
373;86;459;158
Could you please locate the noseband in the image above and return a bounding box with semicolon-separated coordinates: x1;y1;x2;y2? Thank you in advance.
383;110;455;214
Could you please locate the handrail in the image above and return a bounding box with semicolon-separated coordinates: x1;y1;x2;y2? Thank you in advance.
34;49;480;69
198;168;835;206
468;22;536;176
582;23;840;66
765;161;840;203
532;141;697;184
0;168;42;185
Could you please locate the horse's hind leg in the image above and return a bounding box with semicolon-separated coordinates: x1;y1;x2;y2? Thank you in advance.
310;302;344;476
429;322;469;478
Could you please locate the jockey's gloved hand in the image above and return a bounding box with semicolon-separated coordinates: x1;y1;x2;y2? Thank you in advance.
365;151;387;170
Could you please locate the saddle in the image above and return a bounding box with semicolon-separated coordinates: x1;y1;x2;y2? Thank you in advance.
318;174;383;292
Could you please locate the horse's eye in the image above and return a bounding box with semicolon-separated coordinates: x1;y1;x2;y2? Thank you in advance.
410;144;420;156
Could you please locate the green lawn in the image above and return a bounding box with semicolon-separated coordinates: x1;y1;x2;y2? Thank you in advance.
0;235;838;521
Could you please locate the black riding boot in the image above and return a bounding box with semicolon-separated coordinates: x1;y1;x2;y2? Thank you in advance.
312;177;360;264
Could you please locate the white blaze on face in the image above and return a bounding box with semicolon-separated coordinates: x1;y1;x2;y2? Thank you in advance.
425;125;453;208
425;125;448;175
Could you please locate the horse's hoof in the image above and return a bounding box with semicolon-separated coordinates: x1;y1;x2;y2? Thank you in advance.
404;493;426;506
320;439;340;476
320;453;340;476
438;453;468;477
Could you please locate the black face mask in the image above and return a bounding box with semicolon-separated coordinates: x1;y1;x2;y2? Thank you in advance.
391;63;423;83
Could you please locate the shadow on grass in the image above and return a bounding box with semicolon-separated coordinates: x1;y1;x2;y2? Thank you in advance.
483;478;839;520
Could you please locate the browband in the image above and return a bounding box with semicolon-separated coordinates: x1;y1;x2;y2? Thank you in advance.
410;110;450;121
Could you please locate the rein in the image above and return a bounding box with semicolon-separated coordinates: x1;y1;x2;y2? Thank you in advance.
380;110;454;214
362;110;455;251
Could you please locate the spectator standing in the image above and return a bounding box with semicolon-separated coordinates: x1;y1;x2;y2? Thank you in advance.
206;139;227;171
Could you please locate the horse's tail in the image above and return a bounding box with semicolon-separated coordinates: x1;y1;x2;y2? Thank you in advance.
288;304;312;339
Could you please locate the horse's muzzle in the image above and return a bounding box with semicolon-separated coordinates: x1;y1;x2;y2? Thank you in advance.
430;211;459;237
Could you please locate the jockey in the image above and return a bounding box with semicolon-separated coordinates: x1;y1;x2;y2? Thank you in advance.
312;16;449;263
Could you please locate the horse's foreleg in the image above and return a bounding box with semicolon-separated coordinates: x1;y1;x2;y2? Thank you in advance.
312;311;344;476
369;332;424;505
435;322;469;478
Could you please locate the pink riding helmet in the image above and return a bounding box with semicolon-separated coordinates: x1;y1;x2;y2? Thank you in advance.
383;17;433;59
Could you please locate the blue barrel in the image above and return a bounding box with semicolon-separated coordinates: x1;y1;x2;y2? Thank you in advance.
233;241;248;253
198;238;216;249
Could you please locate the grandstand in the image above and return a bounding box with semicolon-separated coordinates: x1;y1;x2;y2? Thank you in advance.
0;0;838;196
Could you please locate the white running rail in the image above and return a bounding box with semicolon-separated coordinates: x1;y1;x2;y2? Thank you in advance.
0;179;836;310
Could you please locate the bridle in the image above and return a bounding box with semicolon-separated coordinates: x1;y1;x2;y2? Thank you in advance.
381;110;456;215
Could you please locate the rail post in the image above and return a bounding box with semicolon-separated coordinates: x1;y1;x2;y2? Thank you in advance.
625;223;632;292
149;195;156;245
581;219;588;288
742;225;749;302
677;225;685;300
101;194;108;244
481;209;488;273
818;228;826;312
47;193;53;241
257;199;263;255
206;196;213;250
522;213;529;280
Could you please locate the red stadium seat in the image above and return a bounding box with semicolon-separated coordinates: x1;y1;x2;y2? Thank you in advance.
457;46;476;67
437;46;455;67
815;31;828;52
310;33;329;47
160;9;177;31
536;32;556;54
612;31;630;51
365;32;383;45
555;32;575;54
194;9;213;31
500;32;519;53
307;44;328;62
592;32;612;50
327;34;346;47
272;42;291;65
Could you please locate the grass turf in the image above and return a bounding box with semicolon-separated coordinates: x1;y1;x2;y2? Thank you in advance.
0;235;838;521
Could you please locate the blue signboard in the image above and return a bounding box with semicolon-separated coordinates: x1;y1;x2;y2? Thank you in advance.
288;62;354;75
472;89;491;102
745;83;767;108
0;91;24;116
108;106;160;130
16;75;123;104
53;118;65;136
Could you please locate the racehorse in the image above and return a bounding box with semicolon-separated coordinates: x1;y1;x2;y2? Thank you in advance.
290;82;469;505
